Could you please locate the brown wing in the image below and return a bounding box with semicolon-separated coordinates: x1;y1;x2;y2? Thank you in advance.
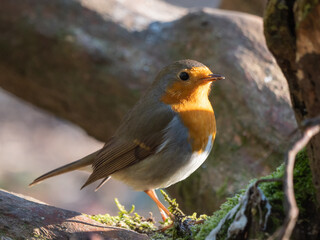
81;132;164;189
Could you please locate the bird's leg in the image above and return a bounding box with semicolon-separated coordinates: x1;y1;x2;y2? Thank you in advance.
159;208;168;222
144;189;174;221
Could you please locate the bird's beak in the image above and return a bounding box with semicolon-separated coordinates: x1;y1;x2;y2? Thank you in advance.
203;73;225;82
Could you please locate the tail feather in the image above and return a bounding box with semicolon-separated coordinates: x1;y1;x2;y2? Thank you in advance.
29;150;99;187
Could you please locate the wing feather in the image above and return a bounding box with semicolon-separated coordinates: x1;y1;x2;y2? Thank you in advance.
81;112;174;189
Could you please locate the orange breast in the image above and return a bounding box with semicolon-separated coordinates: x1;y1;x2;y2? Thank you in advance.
173;102;216;153
162;83;216;153
179;110;216;153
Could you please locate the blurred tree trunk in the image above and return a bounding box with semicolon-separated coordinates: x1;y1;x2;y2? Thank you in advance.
264;1;320;203
220;0;267;16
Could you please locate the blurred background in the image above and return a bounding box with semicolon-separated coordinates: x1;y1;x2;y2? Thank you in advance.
0;0;295;221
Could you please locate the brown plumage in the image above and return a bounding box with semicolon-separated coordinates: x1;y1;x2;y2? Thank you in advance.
29;59;224;222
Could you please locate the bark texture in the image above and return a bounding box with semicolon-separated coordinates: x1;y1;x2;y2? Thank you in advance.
264;0;320;204
220;0;267;16
0;189;148;239
0;0;296;214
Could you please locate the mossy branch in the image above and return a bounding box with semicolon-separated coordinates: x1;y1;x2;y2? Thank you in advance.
88;198;157;234
270;115;320;240
201;116;320;240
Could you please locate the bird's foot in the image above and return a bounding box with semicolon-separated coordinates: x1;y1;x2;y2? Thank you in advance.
158;222;174;232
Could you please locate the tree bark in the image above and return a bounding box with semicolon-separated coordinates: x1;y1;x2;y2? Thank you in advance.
0;189;148;239
264;0;320;204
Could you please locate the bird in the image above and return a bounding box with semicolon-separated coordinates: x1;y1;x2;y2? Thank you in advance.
29;59;224;221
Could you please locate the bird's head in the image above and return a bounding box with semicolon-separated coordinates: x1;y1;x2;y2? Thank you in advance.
152;60;224;104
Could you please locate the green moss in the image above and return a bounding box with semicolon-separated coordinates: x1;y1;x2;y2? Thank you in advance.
291;150;316;212
259;149;316;215
88;192;208;239
193;149;316;239
193;193;242;240
88;198;157;234
155;190;208;240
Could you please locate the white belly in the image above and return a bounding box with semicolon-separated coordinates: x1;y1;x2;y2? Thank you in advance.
112;135;213;191
161;135;213;188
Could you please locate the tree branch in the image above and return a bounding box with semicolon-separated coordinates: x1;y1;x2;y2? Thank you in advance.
0;189;148;239
269;115;320;240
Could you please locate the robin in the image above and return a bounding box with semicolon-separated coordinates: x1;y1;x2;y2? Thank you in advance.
29;59;224;221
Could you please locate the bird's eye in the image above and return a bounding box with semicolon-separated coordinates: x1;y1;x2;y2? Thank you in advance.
179;72;189;81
